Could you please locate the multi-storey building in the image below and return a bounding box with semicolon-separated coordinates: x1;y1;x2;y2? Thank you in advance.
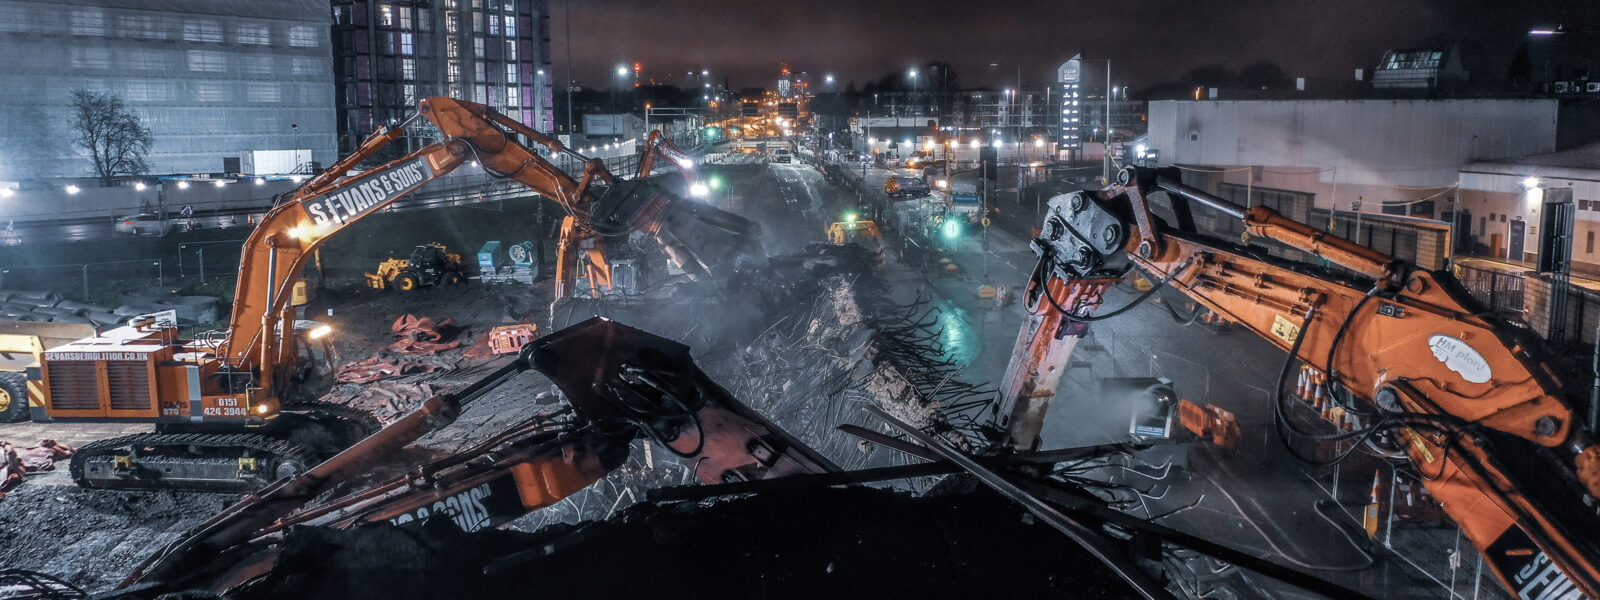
0;0;337;180
330;0;552;156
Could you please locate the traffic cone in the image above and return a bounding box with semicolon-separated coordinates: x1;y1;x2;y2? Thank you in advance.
1312;373;1327;410
1364;469;1382;539
1296;366;1309;400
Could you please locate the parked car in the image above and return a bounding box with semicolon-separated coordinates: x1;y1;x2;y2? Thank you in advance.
114;213;169;236
772;148;793;163
884;176;931;199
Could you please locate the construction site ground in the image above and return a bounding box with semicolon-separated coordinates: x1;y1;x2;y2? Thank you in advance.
0;155;1509;599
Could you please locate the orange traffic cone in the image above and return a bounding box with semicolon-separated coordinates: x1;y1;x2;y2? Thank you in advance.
1364;469;1383;539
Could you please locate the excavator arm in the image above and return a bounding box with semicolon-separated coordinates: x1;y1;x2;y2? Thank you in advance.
1000;165;1600;598
218;98;764;406
121;318;834;594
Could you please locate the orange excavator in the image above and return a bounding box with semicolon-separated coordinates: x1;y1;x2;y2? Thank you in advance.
31;97;764;492
996;165;1600;599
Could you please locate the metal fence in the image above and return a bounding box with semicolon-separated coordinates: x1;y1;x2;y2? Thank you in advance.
176;240;249;283
0;258;167;300
1453;263;1525;315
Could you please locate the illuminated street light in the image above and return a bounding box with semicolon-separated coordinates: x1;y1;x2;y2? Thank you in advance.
969;139;980;149
65;185;80;194
616;65;628;77
1524;176;1541;189
1034;138;1045;148
824;74;834;84
177;181;190;190
689;182;709;197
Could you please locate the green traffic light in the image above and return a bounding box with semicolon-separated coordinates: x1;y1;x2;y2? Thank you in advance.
708;176;723;190
844;212;857;223
942;220;960;239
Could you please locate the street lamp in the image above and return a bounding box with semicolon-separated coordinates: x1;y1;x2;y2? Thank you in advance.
908;68;919;113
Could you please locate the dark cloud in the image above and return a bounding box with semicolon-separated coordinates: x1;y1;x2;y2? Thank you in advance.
552;0;1598;91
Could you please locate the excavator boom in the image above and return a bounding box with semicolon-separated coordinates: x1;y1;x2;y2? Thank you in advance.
1001;165;1600;598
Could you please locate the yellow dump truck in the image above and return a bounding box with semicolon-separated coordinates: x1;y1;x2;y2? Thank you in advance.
0;320;98;422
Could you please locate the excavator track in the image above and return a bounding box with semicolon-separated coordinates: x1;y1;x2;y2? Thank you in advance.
70;432;317;493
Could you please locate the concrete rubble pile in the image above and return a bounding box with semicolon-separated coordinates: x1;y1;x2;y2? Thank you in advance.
506;258;997;530
706;271;993;470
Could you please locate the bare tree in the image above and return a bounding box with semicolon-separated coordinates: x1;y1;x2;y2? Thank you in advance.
70;90;152;186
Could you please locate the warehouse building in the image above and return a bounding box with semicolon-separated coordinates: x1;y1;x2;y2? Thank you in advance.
1146;98;1558;269
0;0;337;180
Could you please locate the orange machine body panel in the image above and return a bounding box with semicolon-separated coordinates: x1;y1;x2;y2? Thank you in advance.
38;324;177;420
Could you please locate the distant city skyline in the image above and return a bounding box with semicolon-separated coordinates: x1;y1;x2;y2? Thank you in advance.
556;0;1597;93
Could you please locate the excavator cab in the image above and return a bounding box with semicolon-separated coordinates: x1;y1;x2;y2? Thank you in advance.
290;320;338;389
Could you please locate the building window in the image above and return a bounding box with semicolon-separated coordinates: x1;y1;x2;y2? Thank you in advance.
1479;216;1486;232
507;86;519;108
70;9;106;36
1501;214;1508;222
400;33;414;55
399;6;413;29
183;19;223;42
237;23;270;45
475;61;486;82
289;26;319;47
474;38;485;58
70;47;110;69
404;84;416;105
193;82;230;103
125;80;174;103
380;4;394;26
247;84;282;103
186;50;227;72
474;11;484;33
121;49;168;71
504;15;516;36
446;41;459;59
488;12;499;35
403;58;416;80
417;9;430;31
293;57;321;77
0;5;26;33
505;63;517;84
445;11;458;33
1589;231;1595;254
240;55;273;75
505;39;517;61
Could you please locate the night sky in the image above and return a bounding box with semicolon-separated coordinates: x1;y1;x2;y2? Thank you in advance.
555;0;1598;93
